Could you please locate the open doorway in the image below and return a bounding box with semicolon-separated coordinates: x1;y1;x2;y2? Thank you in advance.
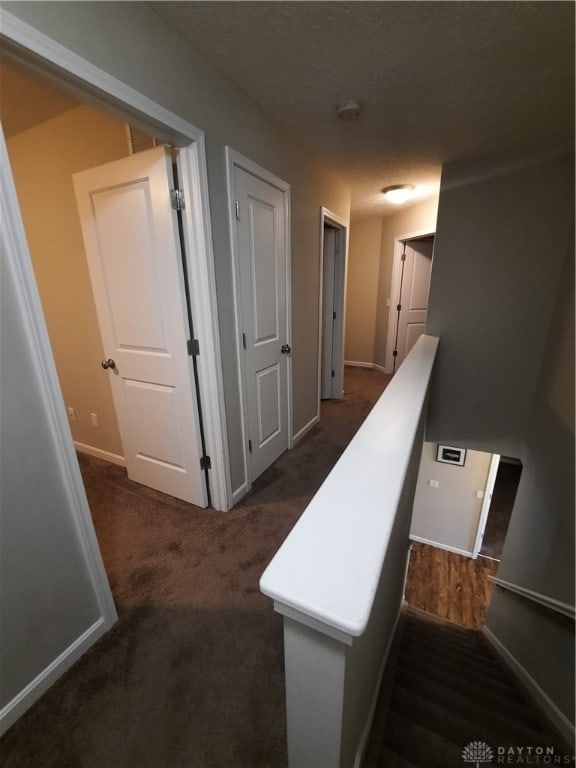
477;457;522;561
319;208;348;401
2;57;209;506
0;46;229;509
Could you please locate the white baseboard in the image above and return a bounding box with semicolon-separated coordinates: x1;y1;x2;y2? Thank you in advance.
344;361;391;375
482;626;575;747
0;617;110;736
293;414;319;445
353;608;402;768
230;480;249;508
74;442;125;467
344;360;373;368
409;535;473;559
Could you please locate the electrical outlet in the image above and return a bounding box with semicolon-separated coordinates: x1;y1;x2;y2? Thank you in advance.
67;407;76;422
90;412;99;427
476;490;484;499
428;479;439;488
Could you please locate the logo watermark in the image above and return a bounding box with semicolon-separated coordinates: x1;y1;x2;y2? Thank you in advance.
462;741;575;765
463;741;494;767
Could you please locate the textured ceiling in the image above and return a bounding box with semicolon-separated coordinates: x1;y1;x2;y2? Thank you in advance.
150;1;574;217
0;57;81;137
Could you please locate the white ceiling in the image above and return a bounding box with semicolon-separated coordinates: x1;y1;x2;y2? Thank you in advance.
150;1;574;217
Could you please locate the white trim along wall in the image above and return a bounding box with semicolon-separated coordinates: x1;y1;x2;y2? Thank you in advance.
0;8;230;511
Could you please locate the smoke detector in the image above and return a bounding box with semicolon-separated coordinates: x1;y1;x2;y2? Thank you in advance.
336;100;362;119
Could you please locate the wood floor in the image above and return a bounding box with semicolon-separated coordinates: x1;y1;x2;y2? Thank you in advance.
404;542;498;630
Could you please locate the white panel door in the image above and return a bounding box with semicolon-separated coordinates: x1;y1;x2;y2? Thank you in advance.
397;238;434;366
235;166;289;482
73;147;207;506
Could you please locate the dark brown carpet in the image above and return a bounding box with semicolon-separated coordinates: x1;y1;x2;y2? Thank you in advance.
0;367;390;768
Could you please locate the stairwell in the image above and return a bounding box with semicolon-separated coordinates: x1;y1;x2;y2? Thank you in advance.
367;607;572;767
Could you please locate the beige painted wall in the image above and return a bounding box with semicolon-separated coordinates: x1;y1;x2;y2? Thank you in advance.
373;198;439;369
4;2;351;496
7;105;130;457
410;442;492;555
344;217;382;364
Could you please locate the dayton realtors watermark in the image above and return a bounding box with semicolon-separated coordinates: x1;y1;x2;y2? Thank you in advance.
462;741;575;766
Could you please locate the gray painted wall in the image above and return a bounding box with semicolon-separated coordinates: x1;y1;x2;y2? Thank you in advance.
426;151;573;457
4;1;350;496
485;237;574;724
0;244;102;709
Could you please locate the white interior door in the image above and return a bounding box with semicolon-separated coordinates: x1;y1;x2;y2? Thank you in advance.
234;166;290;482
321;226;336;399
396;238;434;367
73;147;207;506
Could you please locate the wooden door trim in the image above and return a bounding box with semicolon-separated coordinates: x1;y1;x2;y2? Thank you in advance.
385;229;435;374
0;9;230;511
225;147;292;500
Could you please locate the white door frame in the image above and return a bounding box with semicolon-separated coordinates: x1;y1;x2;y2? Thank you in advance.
473;454;501;558
318;208;349;404
1;127;118;735
384;228;435;374
225;147;292;501
0;9;231;511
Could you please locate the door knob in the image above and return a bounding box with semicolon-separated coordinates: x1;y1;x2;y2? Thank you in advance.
281;344;291;354
101;359;116;370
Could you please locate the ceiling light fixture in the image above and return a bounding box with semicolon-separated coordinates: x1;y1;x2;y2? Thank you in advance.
382;184;415;205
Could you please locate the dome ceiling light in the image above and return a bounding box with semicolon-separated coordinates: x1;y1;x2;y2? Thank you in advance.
382;184;415;205
336;100;362;119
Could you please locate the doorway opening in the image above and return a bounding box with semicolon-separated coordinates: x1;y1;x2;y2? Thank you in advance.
478;457;522;561
385;232;435;373
2;58;209;506
319;208;348;401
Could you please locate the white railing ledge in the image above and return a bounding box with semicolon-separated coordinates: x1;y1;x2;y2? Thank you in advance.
260;334;439;639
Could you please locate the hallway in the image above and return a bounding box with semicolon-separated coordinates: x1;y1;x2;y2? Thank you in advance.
0;368;390;768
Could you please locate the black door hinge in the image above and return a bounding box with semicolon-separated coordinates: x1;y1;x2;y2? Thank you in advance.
331;370;335;378
187;339;200;356
333;311;337;320
242;332;247;350
235;200;240;220
248;439;252;453
401;253;406;262
200;455;211;470
392;350;398;357
397;304;402;312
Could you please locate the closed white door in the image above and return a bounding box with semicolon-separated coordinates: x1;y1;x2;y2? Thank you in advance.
235;166;290;482
73;147;207;506
396;238;434;367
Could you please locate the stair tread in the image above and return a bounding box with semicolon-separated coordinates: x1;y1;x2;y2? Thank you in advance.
402;617;487;651
400;631;506;675
394;663;540;725
384;710;464;768
398;645;517;693
396;652;522;704
391;683;555;748
375;746;419;768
